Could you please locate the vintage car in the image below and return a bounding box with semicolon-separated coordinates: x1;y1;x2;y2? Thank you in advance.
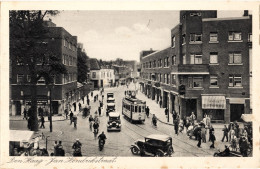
107;97;115;103
107;112;121;131
107;92;114;99
106;103;116;116
130;134;174;157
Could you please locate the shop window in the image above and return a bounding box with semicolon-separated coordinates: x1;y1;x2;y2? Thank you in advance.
229;75;242;87
228;32;242;41
210;52;218;64
229;52;242;64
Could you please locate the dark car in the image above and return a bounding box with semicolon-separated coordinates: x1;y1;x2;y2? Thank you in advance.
107;112;121;131
130;134;174;157
106;103;115;116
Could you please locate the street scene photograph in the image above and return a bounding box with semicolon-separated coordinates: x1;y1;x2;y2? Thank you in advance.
9;10;253;158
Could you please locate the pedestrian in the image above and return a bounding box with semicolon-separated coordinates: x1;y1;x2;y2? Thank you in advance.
98;106;101;116
91;92;93;97
40;116;45;128
239;136;248;157
73;116;78;128
102;94;104;101
206;115;211;130
228;122;234;142
221;125;229;142
73;103;76;111
78;102;81;111
201;125;206;143
65;109;68;119
69;111;74;125
165;108;168;117
145;106;150;118
27;117;32;130
23;108;27;120
190;112;196;125
183;116;187;131
210;130;216;149
179;119;184;133
57;141;65;156
172;110;177;120
197;128;202;148
87;98;90;105
209;124;214;142
99;101;103;108
159;99;162;108
174;119;179;135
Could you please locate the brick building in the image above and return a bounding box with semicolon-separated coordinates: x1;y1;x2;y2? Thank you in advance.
11;21;79;115
139;10;252;123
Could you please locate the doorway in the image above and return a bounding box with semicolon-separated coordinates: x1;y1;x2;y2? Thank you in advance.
230;104;244;122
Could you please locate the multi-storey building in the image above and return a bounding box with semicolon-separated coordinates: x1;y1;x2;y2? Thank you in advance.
140;10;252;123
11;21;78;115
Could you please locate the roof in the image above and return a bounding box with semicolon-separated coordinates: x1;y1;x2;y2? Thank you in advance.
145;134;171;141
109;112;120;117
107;103;115;106
107;98;115;100
202;16;250;22
89;58;100;70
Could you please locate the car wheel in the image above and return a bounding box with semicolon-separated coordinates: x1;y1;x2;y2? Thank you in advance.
155;151;164;157
131;147;140;155
168;147;174;156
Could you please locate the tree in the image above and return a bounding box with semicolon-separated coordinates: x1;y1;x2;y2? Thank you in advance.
10;10;67;131
77;49;89;83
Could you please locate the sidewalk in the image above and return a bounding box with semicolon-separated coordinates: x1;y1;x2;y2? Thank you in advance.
9;115;66;122
136;89;228;129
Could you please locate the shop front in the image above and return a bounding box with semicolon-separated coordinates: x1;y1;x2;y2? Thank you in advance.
202;95;226;123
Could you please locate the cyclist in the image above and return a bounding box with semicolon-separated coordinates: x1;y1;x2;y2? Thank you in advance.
72;139;82;156
93;121;99;139
89;115;94;131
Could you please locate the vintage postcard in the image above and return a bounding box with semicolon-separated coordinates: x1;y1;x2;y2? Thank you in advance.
1;1;260;168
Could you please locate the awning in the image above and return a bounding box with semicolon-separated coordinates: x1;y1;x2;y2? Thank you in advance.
241;114;253;122
10;130;34;142
202;95;226;109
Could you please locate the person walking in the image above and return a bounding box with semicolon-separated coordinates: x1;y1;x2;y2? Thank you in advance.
73;115;78;128
222;125;229;142
87;98;90;106
239;136;248;157
23;108;27;120
210;131;216;149
197;128;202;148
98;106;102;116
209;125;215;142
201;125;206;143
65;109;68;119
190;112;196;125
70;111;74;125
78;102;81;111
40;116;45;128
53;141;58;156
174;118;179;135
145;106;150;118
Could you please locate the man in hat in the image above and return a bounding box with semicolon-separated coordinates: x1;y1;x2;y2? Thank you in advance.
239;136;248;157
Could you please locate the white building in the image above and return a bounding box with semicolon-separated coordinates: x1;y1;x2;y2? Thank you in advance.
90;68;115;88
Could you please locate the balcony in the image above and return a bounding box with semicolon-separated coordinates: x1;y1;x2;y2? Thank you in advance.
175;64;209;75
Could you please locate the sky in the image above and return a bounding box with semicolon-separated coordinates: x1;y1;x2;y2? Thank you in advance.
50;10;248;61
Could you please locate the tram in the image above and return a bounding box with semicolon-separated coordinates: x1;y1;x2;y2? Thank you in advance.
122;91;146;123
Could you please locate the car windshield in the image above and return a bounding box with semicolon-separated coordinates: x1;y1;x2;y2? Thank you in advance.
109;117;119;121
107;100;115;103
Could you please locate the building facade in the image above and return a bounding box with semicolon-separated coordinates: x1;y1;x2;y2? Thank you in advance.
140;10;252;123
11;22;78;115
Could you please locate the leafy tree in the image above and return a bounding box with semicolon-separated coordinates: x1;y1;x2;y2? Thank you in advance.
10;10;67;131
77;49;89;83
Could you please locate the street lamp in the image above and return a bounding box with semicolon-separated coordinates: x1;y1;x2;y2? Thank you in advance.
47;89;53;132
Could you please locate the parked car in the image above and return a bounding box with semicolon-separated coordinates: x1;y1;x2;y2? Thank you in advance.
107;112;121;131
130;134;174;157
107;97;115;103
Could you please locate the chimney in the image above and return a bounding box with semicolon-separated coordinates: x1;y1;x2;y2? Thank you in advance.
243;10;249;16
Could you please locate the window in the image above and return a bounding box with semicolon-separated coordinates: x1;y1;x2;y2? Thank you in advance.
182;34;186;45
228;32;242;41
153;60;156;68
210;33;218;42
160;74;162;82
164;74;167;83
149;61;152;68
210;52;218;64
190;54;202;64
188;77;193;88
229;52;242;64
172;36;175;47
193;77;203;88
167;74;170;84
171;74;176;85
157;60;160;67
210;76;218;87
183;55;186;64
172;55;176;65
190;12;201;16
37;77;45;84
190;34;202;42
27;75;31;83
164;58;167;67
248;33;252;42
16;56;24;65
229;75;242;87
160;59;163;67
63;39;66;47
17;74;24;84
92;72;96;78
